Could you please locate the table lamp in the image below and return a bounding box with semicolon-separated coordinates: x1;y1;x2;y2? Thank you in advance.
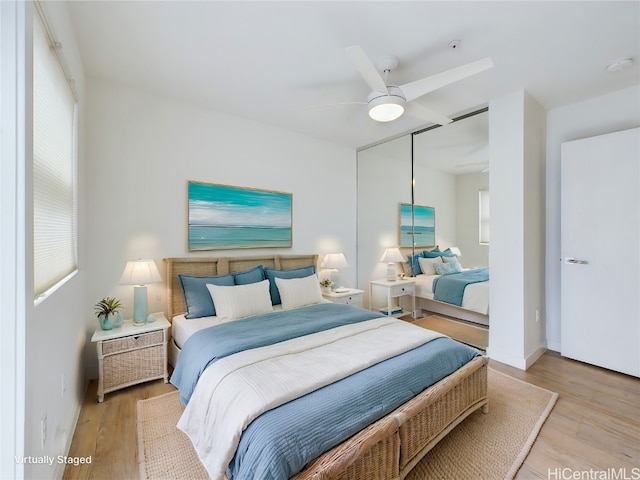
320;253;348;288
380;247;405;281
119;259;162;325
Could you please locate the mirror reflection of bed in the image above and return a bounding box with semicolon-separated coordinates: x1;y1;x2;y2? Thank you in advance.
357;108;490;344
399;245;489;350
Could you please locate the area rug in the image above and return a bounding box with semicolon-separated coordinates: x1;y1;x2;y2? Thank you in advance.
137;368;557;480
413;315;489;350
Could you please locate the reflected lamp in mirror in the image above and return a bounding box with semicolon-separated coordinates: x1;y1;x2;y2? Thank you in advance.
119;259;162;325
380;247;405;281
321;253;348;288
449;247;462;257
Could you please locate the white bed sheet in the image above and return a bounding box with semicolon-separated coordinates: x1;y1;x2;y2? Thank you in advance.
172;305;286;349
413;273;489;315
172;314;223;349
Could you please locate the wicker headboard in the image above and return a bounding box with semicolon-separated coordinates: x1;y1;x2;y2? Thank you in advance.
164;254;319;320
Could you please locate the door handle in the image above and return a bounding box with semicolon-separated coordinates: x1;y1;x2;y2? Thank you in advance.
565;257;589;265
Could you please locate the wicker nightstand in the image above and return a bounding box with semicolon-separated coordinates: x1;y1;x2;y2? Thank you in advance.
91;315;170;402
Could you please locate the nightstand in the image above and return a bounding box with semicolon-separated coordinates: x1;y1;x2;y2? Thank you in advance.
369;279;415;318
322;288;364;307
91;315;170;402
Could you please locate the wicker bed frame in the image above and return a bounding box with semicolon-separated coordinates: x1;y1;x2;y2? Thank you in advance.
164;254;488;480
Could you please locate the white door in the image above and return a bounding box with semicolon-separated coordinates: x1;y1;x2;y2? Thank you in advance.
561;127;639;377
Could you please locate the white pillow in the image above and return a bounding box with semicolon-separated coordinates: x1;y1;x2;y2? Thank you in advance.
275;274;323;310
206;279;273;321
418;256;443;275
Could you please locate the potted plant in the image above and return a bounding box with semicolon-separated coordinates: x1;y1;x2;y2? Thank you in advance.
94;297;123;330
319;278;333;295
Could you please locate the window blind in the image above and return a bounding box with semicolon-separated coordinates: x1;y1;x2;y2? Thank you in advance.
32;12;78;297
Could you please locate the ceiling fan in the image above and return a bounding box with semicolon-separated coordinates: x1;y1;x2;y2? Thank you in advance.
344;46;493;125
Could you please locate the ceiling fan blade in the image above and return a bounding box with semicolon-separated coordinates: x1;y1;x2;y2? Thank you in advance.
345;46;388;94
302;101;366;111
400;57;494;102
405;102;453;126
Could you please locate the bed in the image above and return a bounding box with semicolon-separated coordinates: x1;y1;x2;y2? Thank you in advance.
164;254;488;480
402;248;490;327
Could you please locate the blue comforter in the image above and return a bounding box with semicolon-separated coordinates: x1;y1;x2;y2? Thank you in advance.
171;303;479;480
432;267;489;306
170;303;384;404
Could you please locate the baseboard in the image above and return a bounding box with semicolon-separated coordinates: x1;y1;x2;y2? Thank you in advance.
546;339;561;352
53;379;88;480
525;343;547;369
486;342;547;370
486;347;528;370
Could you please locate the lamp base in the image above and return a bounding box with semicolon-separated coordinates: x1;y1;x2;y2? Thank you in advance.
386;263;397;281
330;270;342;289
132;285;148;325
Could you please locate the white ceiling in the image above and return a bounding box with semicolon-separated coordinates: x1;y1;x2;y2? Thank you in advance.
67;1;639;150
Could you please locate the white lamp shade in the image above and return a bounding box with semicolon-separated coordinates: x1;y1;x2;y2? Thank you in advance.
380;247;405;263
321;253;349;269
119;259;162;286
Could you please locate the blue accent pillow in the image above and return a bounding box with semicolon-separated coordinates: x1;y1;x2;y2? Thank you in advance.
178;273;235;318
440;248;457;258
421;249;444;258
233;265;265;285
264;265;316;305
406;252;424;277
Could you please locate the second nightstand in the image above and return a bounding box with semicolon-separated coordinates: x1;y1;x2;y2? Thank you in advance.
369;279;415;318
322;288;364;307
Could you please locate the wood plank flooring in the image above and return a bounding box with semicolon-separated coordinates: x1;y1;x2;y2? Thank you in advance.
411;315;488;350
63;351;639;480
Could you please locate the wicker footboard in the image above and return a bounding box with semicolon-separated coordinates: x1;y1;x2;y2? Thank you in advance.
293;355;488;480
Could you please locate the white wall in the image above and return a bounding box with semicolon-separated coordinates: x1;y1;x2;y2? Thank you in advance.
83;79;357;377
455;172;490;268
15;2;88;479
523;92;547;360
488;90;546;370
545;85;640;351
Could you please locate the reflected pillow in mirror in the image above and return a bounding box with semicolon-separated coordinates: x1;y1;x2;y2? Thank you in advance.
442;256;463;270
418;256;443;275
433;261;460;275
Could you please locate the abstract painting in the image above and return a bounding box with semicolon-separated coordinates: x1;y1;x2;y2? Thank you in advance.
399;203;435;247
188;181;292;250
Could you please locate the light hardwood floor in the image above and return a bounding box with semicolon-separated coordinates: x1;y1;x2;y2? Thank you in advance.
63;351;639;480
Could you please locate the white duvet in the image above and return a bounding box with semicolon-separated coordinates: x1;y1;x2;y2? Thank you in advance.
177;316;443;480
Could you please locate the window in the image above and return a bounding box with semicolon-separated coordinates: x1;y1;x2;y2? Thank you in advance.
32;9;78;298
479;189;490;245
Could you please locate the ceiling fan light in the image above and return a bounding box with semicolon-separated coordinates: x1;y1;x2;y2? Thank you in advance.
368;95;405;122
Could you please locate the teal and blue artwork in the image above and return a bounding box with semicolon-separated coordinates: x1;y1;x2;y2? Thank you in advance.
399;203;435;247
188;181;292;250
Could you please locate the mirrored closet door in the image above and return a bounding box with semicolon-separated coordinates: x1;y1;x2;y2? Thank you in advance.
357;108;489;319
